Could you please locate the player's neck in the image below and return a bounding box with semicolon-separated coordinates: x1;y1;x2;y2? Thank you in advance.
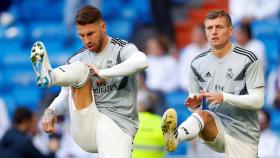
211;42;231;58
97;36;109;53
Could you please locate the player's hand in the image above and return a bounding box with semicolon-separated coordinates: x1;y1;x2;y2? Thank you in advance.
86;64;107;86
185;95;203;109
42;109;57;133
86;64;100;76
200;91;223;105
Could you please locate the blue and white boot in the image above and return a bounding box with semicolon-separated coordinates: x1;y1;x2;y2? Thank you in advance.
30;41;52;88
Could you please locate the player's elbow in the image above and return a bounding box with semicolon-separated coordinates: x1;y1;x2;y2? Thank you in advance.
135;52;148;70
254;96;264;109
250;94;264;110
248;87;265;110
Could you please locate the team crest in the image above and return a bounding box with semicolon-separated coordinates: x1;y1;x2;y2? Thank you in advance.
106;60;113;68
226;68;233;79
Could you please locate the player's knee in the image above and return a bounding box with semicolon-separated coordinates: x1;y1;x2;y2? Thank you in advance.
71;80;94;109
72;80;92;93
195;110;214;124
71;81;93;99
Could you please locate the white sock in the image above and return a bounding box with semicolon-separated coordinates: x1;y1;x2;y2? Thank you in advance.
177;113;204;142
50;61;90;87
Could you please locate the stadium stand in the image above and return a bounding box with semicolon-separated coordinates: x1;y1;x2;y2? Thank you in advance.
251;20;280;74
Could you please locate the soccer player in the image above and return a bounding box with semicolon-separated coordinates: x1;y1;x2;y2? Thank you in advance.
162;10;265;158
30;5;148;158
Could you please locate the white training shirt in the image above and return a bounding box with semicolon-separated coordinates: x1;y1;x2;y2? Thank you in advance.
48;37;148;137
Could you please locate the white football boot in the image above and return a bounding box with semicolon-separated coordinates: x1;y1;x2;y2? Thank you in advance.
161;108;179;152
30;41;52;88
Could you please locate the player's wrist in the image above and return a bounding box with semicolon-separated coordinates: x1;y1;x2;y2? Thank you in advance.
187;104;201;110
221;92;228;103
194;104;201;109
44;108;56;117
98;70;107;79
188;104;201;113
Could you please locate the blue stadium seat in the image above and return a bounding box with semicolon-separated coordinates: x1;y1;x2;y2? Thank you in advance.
0;94;16;119
0;42;22;54
0;42;24;68
120;5;137;21
1;51;32;89
2;66;35;88
1;51;30;67
11;86;42;111
36;39;65;55
165;89;191;124
165;89;188;107
252;20;280;38
258;37;279;75
65;39;84;54
18;0;63;22
251;20;280;75
101;0;152;23
101;0;123;20
48;52;72;67
30;22;66;42
106;19;134;40
0;70;5;91
0;24;26;43
131;0;153;24
0;25;26;61
269;109;280;133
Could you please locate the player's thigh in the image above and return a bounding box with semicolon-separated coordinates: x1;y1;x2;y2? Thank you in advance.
69;97;99;153
201;111;225;153
96;113;133;158
197;110;219;141
71;80;94;110
225;133;257;158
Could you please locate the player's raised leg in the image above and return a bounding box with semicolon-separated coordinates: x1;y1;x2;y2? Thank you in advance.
30;41;90;88
68;80;99;152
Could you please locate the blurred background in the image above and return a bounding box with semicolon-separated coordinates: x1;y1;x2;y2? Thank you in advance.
0;0;280;158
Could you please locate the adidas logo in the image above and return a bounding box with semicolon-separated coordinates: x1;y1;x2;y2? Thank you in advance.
174;129;178;138
180;127;189;135
205;71;212;77
58;67;65;72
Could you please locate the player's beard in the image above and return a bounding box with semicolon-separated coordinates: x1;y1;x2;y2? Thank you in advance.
95;32;104;53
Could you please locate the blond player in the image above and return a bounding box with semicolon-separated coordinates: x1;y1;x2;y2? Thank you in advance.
162;10;264;158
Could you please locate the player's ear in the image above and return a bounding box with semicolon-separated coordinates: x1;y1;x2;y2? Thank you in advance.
228;25;233;36
100;21;106;34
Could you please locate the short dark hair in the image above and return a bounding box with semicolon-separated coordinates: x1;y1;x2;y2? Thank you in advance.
12;107;33;125
205;10;232;27
75;5;102;25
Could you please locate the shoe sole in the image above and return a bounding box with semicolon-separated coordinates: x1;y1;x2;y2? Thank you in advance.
30;41;46;78
30;41;51;88
162;108;177;152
